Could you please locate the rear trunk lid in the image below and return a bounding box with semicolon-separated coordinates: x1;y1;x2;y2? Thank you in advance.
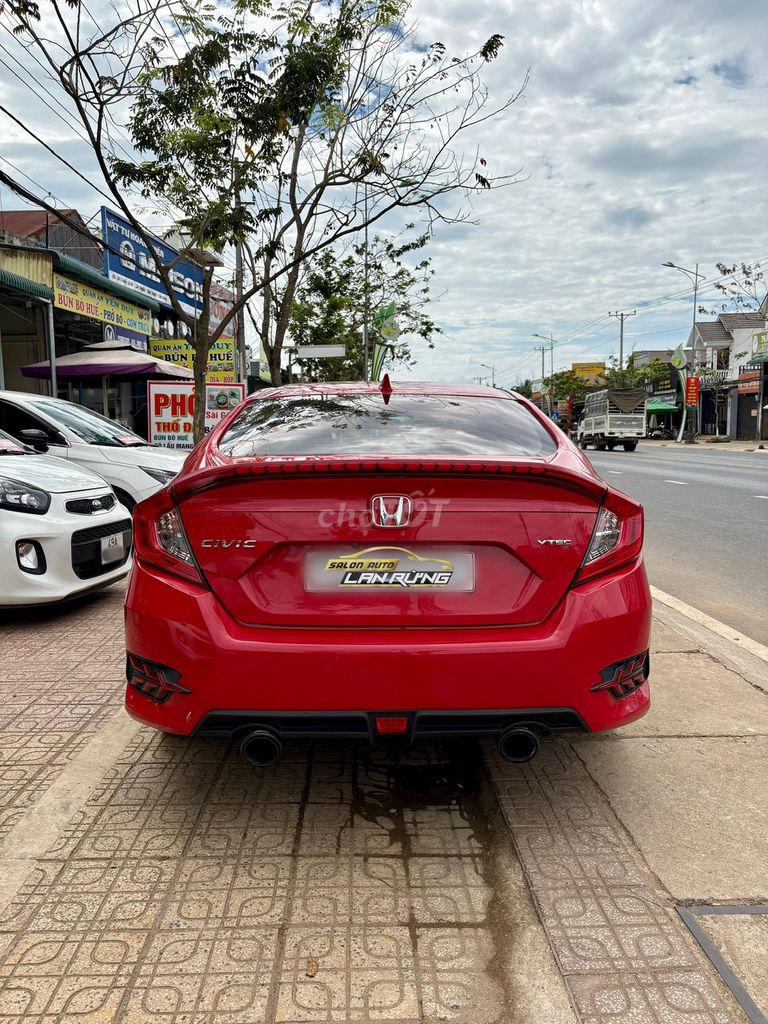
175;461;605;628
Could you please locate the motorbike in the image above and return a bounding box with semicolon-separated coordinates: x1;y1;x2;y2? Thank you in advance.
647;426;676;440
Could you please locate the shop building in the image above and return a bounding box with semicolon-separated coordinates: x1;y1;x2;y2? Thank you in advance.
0;207;237;431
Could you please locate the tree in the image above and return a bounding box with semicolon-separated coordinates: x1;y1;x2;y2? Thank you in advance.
541;370;589;404
286;229;441;381
514;379;533;398
4;0;526;438
241;12;527;385
603;354;670;389
703;262;766;314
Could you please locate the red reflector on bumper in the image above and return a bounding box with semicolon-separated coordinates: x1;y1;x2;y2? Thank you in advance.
375;716;409;735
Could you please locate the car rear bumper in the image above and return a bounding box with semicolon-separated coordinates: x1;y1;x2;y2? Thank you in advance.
124;557;652;737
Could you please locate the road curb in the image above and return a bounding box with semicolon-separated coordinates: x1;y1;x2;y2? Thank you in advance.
651;586;768;666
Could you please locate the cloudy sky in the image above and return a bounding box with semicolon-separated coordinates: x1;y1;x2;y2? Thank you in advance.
1;0;766;385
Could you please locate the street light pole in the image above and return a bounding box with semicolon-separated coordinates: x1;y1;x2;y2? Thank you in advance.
662;261;705;444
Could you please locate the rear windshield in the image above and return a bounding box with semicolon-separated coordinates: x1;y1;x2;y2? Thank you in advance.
219;394;557;458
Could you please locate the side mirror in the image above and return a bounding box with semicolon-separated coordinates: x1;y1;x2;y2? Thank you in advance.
19;428;50;453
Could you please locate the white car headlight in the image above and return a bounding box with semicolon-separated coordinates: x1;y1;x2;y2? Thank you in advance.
140;466;177;485
0;476;51;514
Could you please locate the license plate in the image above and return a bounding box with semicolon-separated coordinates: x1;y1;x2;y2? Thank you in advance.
100;532;125;564
306;547;475;592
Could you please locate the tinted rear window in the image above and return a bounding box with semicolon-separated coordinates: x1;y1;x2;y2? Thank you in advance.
218;394;557;458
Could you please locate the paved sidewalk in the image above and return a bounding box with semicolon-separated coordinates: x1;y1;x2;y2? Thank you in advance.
0;586;766;1023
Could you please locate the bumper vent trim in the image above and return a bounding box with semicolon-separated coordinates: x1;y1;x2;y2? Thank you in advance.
592;652;650;700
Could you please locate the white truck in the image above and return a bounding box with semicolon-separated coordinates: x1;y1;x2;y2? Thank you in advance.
576;389;647;452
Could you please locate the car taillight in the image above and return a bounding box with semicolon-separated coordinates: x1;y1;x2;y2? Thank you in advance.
133;489;205;586
573;491;643;585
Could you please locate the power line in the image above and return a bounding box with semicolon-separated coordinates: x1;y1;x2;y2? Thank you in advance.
0;23;138;165
0;167;238;309
0;104;117;205
0;47;92;147
0;155;67;207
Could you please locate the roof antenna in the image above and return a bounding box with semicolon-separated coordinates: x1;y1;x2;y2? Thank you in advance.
380;373;393;405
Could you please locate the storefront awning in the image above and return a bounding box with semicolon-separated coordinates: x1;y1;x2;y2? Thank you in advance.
0;266;54;300
646;400;678;413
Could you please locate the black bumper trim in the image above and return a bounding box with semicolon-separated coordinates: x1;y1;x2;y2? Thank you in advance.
194;708;589;742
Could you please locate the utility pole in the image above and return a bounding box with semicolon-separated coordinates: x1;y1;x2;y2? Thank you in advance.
234;185;246;384
609;310;637;370
534;345;546;381
480;362;497;387
361;184;370;382
533;332;555;412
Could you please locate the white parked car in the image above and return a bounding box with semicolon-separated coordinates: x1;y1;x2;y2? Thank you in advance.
0;391;185;509
0;429;132;606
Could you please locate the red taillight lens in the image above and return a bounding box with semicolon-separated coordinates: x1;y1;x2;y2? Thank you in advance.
133;488;205;586
573;490;644;585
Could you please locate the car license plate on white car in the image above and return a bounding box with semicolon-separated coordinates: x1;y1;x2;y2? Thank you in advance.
100;532;125;564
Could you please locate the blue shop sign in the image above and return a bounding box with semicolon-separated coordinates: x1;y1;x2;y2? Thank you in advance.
101;207;203;316
103;323;148;352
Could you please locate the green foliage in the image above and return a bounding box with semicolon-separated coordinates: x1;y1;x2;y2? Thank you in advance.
289;231;441;381
109;3;378;250
602;354;670;389
705;261;766;314
514;379;533;398
480;34;505;60
541;370;589;403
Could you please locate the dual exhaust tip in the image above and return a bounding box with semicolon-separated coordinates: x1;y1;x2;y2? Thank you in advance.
238;724;540;768
496;726;540;763
239;728;283;768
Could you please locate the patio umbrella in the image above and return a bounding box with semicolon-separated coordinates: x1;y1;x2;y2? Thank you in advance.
22;342;193;415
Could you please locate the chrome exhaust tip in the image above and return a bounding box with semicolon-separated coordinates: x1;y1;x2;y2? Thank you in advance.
497;726;540;763
239;728;282;768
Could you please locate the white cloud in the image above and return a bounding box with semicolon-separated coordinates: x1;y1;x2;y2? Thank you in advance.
395;0;768;384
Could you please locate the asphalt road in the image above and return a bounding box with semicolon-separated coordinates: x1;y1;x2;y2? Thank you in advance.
588;445;768;644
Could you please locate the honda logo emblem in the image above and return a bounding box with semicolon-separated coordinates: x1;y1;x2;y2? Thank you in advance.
371;495;412;528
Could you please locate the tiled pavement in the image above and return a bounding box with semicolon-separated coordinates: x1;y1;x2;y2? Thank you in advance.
0;592;125;844
0;730;504;1022
484;744;741;1024
0;584;755;1023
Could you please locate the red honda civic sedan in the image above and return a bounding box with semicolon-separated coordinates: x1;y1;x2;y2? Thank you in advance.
125;381;651;766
